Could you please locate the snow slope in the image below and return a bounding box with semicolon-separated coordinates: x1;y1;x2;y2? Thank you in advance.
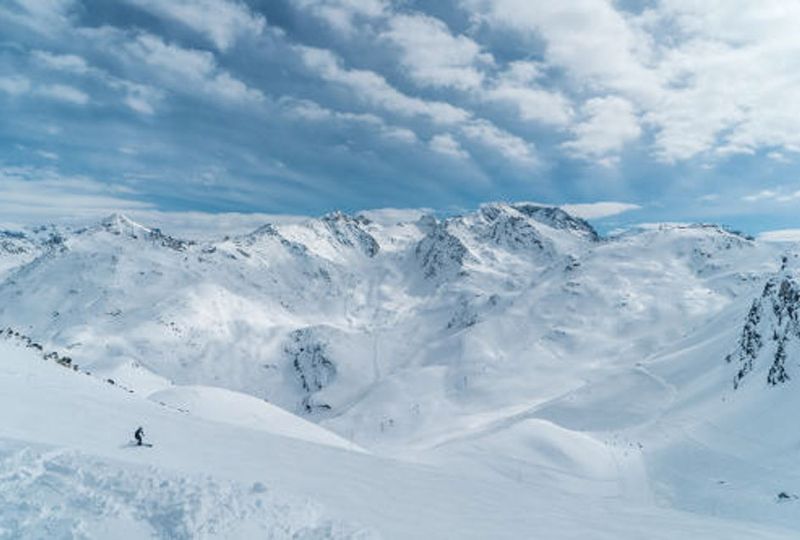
2;204;800;537
1;337;796;539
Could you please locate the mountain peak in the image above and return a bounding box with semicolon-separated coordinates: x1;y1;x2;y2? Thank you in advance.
98;213;149;237
508;203;599;241
318;211;379;257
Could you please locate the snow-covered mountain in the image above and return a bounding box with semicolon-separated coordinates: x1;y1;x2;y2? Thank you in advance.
3;203;800;538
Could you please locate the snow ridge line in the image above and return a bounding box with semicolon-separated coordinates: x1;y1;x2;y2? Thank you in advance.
1;326;82;374
1;326;141;395
0;327;189;412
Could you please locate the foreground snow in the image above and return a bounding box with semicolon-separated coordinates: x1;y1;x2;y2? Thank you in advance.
1;338;797;539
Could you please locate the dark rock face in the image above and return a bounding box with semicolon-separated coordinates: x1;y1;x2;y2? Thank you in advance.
321;212;380;258
0;234;29;256
728;267;800;389
477;205;547;251
415;222;469;280
510;204;599;242
284;328;336;414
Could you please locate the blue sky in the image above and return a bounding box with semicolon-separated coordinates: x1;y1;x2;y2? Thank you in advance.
2;0;800;233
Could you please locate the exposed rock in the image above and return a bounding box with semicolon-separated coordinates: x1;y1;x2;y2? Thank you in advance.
728;260;800;388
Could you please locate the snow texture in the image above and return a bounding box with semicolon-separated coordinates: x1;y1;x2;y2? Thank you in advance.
2;205;800;538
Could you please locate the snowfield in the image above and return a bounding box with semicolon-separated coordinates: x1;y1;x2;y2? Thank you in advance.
1;204;800;538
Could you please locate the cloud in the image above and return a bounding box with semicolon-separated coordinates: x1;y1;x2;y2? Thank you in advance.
0;165;152;227
382;13;490;91
0;0;76;35
32;50;90;73
429;134;469;159
8;0;800;232
118;84;162;115
281;97;419;144
561;201;641;219
36;83;90;105
464;0;660;100
758;229;800;243
123;0;266;51
460;119;537;165
0;165;311;237
297;45;470;125
0;76;32;96
0;74;91;107
291;0;388;35
379;12;573;129
31;49;163;114
121;32;264;104
464;0;800;163
36;150;59;160
742;188;800;203
767;151;790;163
296;45;538;165
483;62;573;127
562;96;641;164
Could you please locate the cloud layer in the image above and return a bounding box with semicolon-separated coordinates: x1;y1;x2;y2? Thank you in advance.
1;0;799;231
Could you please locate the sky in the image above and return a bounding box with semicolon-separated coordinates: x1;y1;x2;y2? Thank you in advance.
2;0;800;234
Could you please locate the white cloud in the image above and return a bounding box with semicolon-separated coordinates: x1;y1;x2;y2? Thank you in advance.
758;229;800;243
0;75;92;107
464;0;800;163
0;165;153;227
0;76;32;96
282;97;419;144
767;151;790;163
36;150;59;160
382;13;490;91
741;187;800;203
465;0;660;100
777;191;800;202
32;50;89;73
114;82;161;115
32;49;163;114
460;119;537;165
381;13;573;128
562;96;641;164
429;133;469;159
381;126;418;144
123;33;264;104
297;46;469;125
561;201;641;219
297;46;539;164
36;83;89;105
123;0;266;51
742;189;778;202
291;0;388;35
483;61;573;127
0;0;75;35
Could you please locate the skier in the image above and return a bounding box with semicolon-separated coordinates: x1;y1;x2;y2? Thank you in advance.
134;426;145;446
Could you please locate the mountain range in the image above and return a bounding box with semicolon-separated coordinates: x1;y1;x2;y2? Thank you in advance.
2;203;800;538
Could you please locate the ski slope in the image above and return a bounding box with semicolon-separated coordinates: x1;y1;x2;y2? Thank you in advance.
1;338;797;539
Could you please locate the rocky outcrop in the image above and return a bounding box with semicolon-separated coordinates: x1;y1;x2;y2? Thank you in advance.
511;203;599;241
284;328;337;414
728;258;800;388
415;221;469;281
321;212;380;258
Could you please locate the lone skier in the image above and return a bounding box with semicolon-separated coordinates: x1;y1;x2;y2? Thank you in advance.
134;426;145;446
